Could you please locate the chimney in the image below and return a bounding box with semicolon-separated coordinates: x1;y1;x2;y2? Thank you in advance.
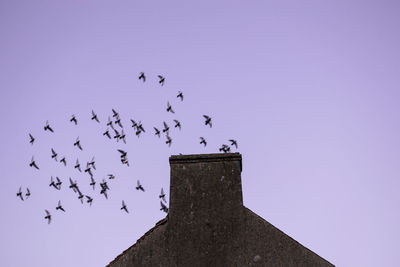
167;153;243;265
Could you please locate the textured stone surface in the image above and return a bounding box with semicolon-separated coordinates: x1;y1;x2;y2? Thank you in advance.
107;153;334;267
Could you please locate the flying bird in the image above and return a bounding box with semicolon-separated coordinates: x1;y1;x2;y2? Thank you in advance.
115;116;123;128
29;133;35;145
103;128;111;139
136;180;145;192
90;177;96;190
229;139;238;149
113;128;121;140
203;115;212;128
69;178;78;193
84;164;93;177
56;200;65;212
165;134;172;147
16;187;24;201
160;201;169;213
44;210;51;224
29;156;39;170
86;195;93;206
74;159;82;172
138;72;146;82
121;200;129;213
91;110;100;123
49;176;58;190
118;149;127;158
159;188;166;203
173;120;181;130
107;116;114;129
25;188;31;199
112;109;119;118
162;121;169;133
60;156;67;166
219;144;231;153
158;75;165;86
77;189;84;204
55;177;62;189
177;91;183;101
88;157;96;170
108;174;115;180
70;115;78;125
51;148;58;161
130;119;137;129
44;120;54;132
100;188;108;199
166;102;175;114
153;127;161;138
121;157;130;166
200;137;207;147
74;137;83;150
120;129;126;144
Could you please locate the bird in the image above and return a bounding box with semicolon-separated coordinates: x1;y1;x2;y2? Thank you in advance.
115;117;123;128
16;187;24;201
74;137;83;150
160;201;169;213
29;156;39;170
70;115;78;125
49;176;58;190
118;149;127;158
60;156;67;166
100;188;108;199
120;129;126;144
90;177;96;190
219;144;231;153
86;195;93;206
162;121;169;133
200;137;207;147
136;121;145;133
44;210;51;224
121;157;130;166
113;128;121;140
25;188;31;199
136;180;145;192
203;115;212;128
173;120;181;130
103;128;111;139
153;127;161;138
138;72;146;82
56;200;65;212
177;91;183;101
130;119;137;129
29;133;35;145
100;179;110;191
107;116;114;129
166;102;175;114
91;110;100;123
44;120;54;132
121;200;129;213
112;109;119;118
69;178;78;193
51;148;58;161
158;75;165;86
107;174;115;180
159;188;166;203
77;189;84;204
74;159;82;172
88;157;96;170
84;164;93;178
165;134;172;147
229;139;238;149
55;177;62;190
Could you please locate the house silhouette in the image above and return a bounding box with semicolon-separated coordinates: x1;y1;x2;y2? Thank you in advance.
107;153;334;266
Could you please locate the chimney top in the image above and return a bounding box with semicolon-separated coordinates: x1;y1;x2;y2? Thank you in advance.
169;152;242;171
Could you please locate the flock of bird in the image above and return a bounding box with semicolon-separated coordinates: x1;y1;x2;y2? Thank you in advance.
19;73;238;224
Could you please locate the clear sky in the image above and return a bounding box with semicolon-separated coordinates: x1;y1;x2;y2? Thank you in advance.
1;1;399;266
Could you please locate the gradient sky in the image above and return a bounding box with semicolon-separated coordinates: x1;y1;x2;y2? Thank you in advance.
1;1;400;266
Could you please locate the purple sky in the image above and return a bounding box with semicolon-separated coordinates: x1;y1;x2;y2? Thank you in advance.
1;1;400;266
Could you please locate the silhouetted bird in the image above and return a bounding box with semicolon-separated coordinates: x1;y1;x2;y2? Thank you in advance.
229;139;238;149
137;121;145;133
177;91;183;101
103;128;111;139
115;116;123;128
84;164;93;178
70;114;77;125
203;115;212;128
44;120;54;132
136;180;145;192
86;195;93;206
120;129;126;144
69;178;78;193
121;157;130;166
118;149;127;158
107;116;114;129
90;177;96;190
56;177;62;189
139;72;146;82
113;128;121;140
44;210;51;224
121;200;129;213
154;127;161;138
166;102;175;114
108;174;115;180
200;137;207;147
160;201;169;213
91;110;100;123
162;121;169;133
51;148;58;161
74;137;82;150
100;188;108;199
173;120;181;130
100;179;110;191
29;133;35;145
74;159;82;172
25;188;31;199
56;200;65;212
112;109;119;118
60;156;67;166
29;156;39;170
158;75;165;86
130;119;137;129
219;144;231;153
88;157;96;170
16;187;24;201
166;134;172;147
159;188;166;203
77;189;84;204
49;176;58;190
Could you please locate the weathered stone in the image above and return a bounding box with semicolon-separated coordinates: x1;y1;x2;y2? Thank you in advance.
107;153;334;267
